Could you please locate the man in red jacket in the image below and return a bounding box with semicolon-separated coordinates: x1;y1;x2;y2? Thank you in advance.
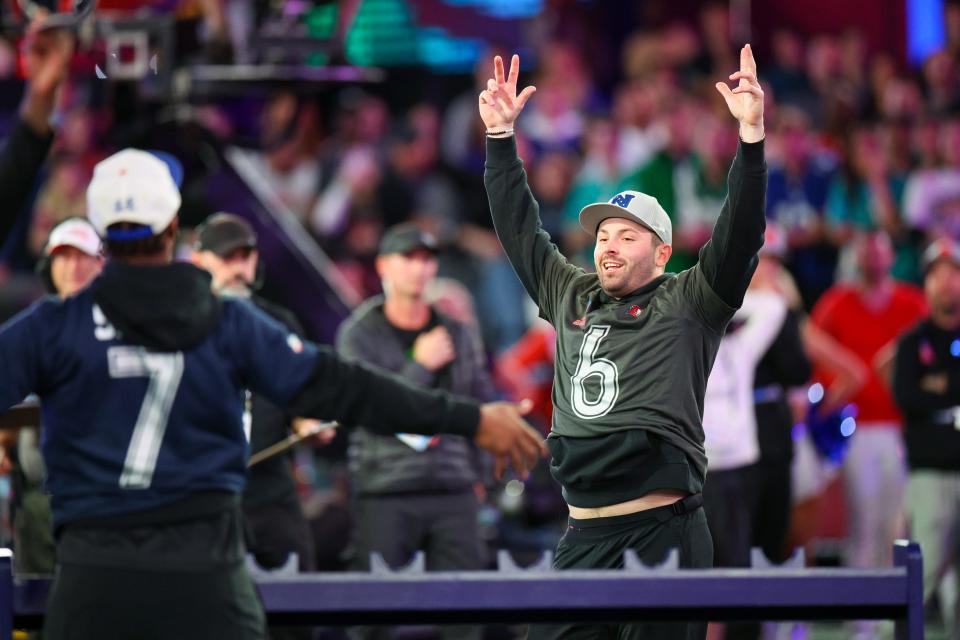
811;230;927;578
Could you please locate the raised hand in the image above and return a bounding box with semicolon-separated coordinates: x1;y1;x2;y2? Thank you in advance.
412;326;456;372
20;10;75;135
715;44;764;143
23;15;74;99
478;54;537;131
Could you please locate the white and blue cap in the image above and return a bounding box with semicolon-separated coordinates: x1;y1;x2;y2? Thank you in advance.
86;149;184;241
579;190;672;245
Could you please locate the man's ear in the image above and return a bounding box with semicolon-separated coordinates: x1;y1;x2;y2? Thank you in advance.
374;255;389;280
162;217;180;242
656;243;673;268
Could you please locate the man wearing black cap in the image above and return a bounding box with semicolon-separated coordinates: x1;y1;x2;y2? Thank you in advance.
191;212;262;298
336;223;495;640
893;238;960;637
192;213;330;584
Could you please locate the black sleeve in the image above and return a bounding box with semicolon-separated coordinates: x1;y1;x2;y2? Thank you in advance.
892;329;960;415
252;296;307;336
484;136;582;325
766;310;812;386
287;345;481;439
695;139;767;308
274;309;306;337
231;299;479;437
0;118;53;246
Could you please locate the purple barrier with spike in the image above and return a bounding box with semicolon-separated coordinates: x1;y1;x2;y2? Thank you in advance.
0;542;925;639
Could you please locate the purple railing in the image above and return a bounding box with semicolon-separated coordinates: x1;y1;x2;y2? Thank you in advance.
0;541;924;638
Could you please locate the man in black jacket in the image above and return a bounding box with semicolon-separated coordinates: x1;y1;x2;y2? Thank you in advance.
1;15;73;245
193;212;326;640
750;227;811;566
893;238;960;638
192;213;329;575
336;223;495;640
480;47;765;640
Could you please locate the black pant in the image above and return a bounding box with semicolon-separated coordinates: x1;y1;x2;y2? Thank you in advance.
349;492;483;640
703;466;762;640
702;464;759;568
527;495;712;640
45;503;265;640
13;485;55;574
752;457;792;564
245;498;317;572
245;499;317;640
44;560;265;640
723;458;791;640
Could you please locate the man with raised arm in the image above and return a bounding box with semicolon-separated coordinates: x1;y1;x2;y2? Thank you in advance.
1;13;74;245
480;48;766;640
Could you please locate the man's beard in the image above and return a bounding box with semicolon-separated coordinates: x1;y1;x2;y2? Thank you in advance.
597;261;656;297
934;298;960;320
859;263;890;286
217;278;252;299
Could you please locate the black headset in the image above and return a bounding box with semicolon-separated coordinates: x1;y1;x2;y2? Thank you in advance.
35;254;56;294
252;259;265;292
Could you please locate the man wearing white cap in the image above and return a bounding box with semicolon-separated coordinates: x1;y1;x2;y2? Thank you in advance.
0;148;545;639
480;47;766;640
2;218;102;580
38;217;103;296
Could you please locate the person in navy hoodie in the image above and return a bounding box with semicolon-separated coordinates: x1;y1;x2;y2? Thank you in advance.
0;148;545;640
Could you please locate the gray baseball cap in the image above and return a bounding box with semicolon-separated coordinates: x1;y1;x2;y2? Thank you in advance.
579;190;672;244
195;213;258;257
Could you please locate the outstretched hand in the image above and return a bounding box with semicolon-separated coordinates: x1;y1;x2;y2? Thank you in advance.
475;399;547;480
715;44;764;143
478;54;537;130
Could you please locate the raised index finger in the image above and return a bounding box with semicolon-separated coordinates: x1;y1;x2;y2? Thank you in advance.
508;54;520;86
741;43;756;75
494;55;506;85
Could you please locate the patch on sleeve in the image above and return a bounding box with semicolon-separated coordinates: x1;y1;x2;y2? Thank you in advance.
287;334;304;354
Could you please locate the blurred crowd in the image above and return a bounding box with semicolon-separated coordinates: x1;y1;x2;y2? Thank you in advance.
2;1;960;634
3;3;959;332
